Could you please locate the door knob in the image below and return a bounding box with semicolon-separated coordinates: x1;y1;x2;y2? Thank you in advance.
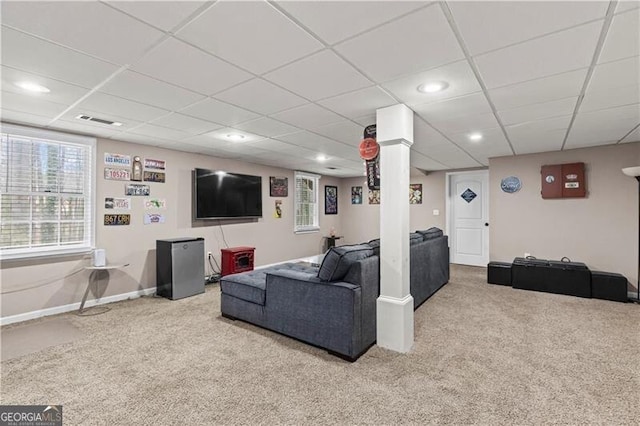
484;223;489;226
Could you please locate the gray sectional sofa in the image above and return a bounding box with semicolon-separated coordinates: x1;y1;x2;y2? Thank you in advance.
220;228;450;361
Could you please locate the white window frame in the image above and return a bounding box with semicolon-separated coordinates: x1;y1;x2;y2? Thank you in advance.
294;171;320;234
0;123;96;260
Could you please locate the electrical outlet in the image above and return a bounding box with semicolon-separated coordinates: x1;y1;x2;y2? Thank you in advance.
207;251;212;258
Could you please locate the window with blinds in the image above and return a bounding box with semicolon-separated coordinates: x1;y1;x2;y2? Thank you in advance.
0;124;95;259
294;171;320;233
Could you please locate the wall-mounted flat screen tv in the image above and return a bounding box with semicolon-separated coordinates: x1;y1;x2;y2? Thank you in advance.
194;168;263;219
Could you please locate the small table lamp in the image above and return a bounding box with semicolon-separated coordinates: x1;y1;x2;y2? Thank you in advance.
622;166;640;302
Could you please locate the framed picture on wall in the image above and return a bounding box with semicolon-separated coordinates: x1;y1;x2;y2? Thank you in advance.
351;186;363;204
325;185;338;214
409;184;423;204
270;176;288;197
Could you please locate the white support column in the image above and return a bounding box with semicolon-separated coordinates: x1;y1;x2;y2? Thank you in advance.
376;104;414;353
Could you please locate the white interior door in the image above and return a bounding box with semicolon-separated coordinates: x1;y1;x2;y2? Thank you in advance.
448;171;489;266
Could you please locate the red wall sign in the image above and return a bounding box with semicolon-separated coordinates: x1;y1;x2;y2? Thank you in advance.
359;138;379;161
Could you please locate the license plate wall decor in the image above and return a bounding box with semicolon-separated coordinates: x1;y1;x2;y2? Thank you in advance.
144;213;166;224
143;171;165;183
104;153;131;167
105;197;131;210
144;199;166;209
144;158;165;170
104;167;131;181
125;184;150;196
104;214;131;225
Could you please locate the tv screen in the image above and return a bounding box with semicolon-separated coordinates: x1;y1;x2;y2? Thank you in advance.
194;169;263;219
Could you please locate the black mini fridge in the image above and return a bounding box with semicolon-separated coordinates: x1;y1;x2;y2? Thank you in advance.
156;237;205;300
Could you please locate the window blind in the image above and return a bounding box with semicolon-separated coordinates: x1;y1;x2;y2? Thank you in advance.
294;171;320;233
0;124;95;259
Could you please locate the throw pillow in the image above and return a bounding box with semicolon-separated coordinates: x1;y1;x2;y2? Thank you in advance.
318;244;374;282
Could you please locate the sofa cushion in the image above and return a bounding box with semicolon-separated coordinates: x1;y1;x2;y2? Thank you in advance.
416;227;443;240
318;244;374;282
220;270;269;305
410;233;423;245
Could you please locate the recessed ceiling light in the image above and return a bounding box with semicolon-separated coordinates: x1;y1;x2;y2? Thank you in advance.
417;81;448;93
226;133;246;141
468;133;483;142
15;81;50;93
316;154;328;162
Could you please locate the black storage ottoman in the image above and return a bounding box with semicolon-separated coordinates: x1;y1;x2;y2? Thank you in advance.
512;257;591;298
591;271;628;302
487;262;512;286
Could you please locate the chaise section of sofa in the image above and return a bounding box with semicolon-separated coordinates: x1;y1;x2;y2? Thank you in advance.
220;230;450;361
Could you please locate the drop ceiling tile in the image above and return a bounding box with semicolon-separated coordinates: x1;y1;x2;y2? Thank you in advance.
270;104;343;129
204;127;265;144
1;28;120;88
616;2;640;14
106;1;208;31
233;117;299;137
278;1;426;45
589;56;640;92
475;21;602;89
413;92;492;123
132;38;253;96
410;151;447;171
352;114;377;127
449;1;608;55
598;8;640;64
50;120;124;139
566;103;640;148
382;60;481;106
116;133;174;147
448;127;511;156
581;84;640;113
149;113;222;135
0;109;52;127
430;112;500;135
489;68;588;110
58;108;143;132
1;91;67;118
318;87;397;119
179;98;260;126
505;115;571;154
277;131;347;152
181;134;235;149
1;1;164;65
272;144;317;159
620;126;640;143
498;96;578;126
1;66;90;105
413;119;452;148
214;79;307;115
264;50;372;101
100;71;205;111
129;123;192;141
246;139;297;154
312;120;363;145
416;142;474;163
335;6;464;82
77;92;169;122
176;1;323;74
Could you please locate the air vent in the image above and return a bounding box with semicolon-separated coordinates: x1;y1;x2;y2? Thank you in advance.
76;114;123;127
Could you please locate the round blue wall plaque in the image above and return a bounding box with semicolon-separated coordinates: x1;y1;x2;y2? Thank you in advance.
501;176;522;193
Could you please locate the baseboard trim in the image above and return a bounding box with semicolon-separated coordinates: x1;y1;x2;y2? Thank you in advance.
1;287;157;326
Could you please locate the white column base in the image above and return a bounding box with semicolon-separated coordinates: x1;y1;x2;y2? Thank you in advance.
376;294;414;353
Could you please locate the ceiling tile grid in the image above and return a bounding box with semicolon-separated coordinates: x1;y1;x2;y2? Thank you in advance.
1;1;638;177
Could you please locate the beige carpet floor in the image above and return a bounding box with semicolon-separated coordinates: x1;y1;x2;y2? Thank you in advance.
1;265;638;425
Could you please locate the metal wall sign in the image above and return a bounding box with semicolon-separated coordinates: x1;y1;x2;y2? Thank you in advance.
104;167;131;181
105;197;131;210
104;153;131;167
125;184;150;196
366;158;380;190
104;214;131;225
143;213;165;225
144;158;165;170
144;199;166;209
143;171;165;183
500;176;522;193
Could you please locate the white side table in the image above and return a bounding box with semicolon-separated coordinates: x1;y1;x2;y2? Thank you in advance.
79;264;129;315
